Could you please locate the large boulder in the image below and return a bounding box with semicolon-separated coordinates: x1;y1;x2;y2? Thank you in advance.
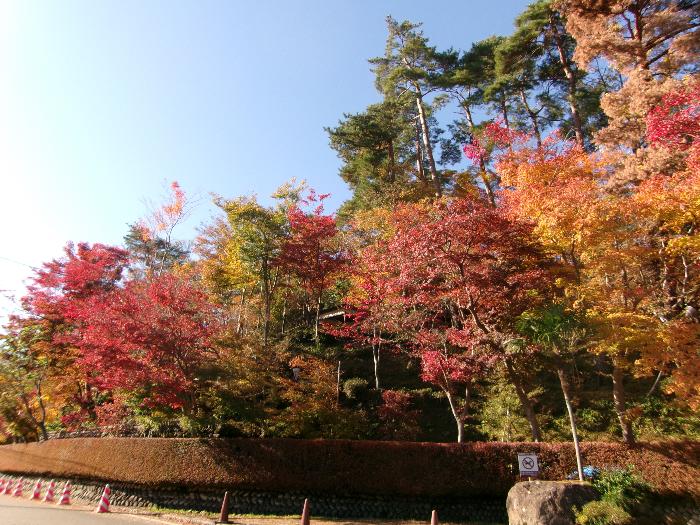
506;480;599;525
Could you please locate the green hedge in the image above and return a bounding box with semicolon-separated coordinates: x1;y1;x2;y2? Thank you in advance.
0;438;697;498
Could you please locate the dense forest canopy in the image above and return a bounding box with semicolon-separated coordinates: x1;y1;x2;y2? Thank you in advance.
2;0;699;446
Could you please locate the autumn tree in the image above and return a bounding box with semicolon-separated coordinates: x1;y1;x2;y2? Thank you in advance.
123;223;188;279
198;194;288;347
358;198;555;441
560;0;700;184
518;305;587;480
495;128;681;445
20;242;130;424
276;192;348;340
63;272;220;416
631;81;700;409
433;37;505;205
329;251;396;391
276;354;367;439
130;181;192;277
0;321;53;440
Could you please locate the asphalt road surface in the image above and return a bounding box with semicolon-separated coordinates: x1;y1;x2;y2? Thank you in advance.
0;494;176;525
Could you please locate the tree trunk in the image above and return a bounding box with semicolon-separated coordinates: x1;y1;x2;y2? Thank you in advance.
387;140;396;183
518;88;542;147
372;349;380;390
263;291;271;348
336;360;342;408
372;328;381;390
612;365;635;445
505;358;542;442
646;370;663;397
314;294;322;342
414;120;426;182
20;392;48;441
557;366;583;481
36;382;49;441
236;288;247;335
444;389;465;443
550;17;585;146
281;295;287;336
414;89;441;197
500;97;510;129
461;101;496;206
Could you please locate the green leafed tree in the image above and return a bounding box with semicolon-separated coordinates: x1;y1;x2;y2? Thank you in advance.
123;223;189;279
370;16;446;197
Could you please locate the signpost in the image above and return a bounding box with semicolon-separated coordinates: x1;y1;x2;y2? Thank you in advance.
517;452;539;479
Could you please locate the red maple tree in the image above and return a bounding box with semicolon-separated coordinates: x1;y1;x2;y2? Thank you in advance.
276;191;348;339
358;197;554;441
65;273;220;413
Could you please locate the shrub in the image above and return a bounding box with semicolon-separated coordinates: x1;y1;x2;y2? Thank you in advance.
479;382;531;442
377;390;420;440
343;378;369;401
575;500;632;525
0;439;696;498
593;467;651;511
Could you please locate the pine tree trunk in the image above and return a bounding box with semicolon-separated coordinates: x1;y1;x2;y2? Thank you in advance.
518;88;542;147
387;140;396;183
558;367;583;480
462;102;496;206
414;89;441;197
414;120;426;182
500;98;510;129
551;17;585;146
505;357;542;442
612;365;635;445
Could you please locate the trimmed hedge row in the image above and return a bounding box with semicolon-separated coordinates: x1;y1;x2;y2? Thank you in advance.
0;438;697;499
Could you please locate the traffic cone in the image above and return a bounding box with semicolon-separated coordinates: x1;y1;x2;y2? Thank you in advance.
3;479;13;495
43;480;55;503
431;509;438;525
95;484;110;513
215;491;231;524
57;481;71;505
300;498;310;525
12;478;24;497
30;479;42;500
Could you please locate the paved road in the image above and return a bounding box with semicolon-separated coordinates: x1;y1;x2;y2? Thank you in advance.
0;494;176;525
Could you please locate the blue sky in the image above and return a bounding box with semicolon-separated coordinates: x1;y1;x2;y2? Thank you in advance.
0;0;529;318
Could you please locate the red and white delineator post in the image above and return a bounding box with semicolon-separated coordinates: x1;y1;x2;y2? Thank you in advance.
30;479;42;500
43;480;56;503
57;481;71;505
2;479;13;495
95;484;111;513
12;478;24;497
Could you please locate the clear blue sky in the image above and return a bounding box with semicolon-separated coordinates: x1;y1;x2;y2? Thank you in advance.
0;0;529;318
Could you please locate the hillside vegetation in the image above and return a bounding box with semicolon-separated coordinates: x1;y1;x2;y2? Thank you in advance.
1;1;699;451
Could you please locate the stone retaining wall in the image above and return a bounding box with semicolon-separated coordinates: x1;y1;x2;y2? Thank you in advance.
3;473;699;524
0;473;508;523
